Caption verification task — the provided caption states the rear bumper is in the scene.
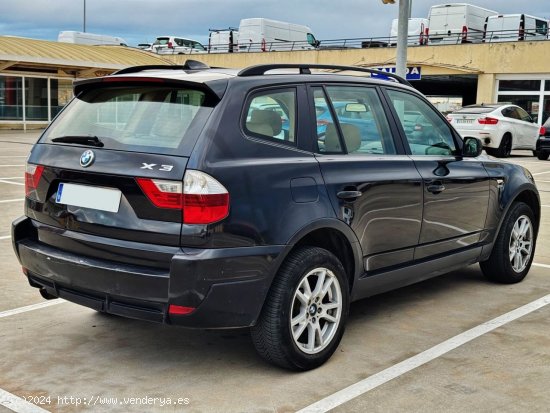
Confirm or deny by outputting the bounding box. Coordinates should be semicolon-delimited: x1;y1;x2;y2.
455;129;498;147
12;217;283;328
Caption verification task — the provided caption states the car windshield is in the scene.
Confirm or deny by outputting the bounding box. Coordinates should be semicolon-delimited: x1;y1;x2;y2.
41;85;215;155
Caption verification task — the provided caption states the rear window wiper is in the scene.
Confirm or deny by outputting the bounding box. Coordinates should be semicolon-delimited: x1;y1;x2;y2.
51;136;104;147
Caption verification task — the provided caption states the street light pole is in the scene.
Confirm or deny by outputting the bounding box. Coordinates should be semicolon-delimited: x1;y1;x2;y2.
395;0;410;79
83;0;86;32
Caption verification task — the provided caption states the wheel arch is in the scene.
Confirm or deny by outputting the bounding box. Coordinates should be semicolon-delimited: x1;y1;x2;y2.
250;219;363;327
480;185;540;261
284;219;363;291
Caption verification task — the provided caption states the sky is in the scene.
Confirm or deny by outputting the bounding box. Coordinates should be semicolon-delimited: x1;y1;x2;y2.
1;0;549;47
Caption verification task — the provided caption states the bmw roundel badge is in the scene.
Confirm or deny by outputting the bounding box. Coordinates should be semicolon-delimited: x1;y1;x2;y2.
80;150;95;168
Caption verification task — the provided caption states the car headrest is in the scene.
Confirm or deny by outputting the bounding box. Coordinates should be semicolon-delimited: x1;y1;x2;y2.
324;123;361;153
249;109;283;136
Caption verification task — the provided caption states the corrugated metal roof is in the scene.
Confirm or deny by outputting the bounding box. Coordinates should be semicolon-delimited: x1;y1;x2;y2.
0;36;174;70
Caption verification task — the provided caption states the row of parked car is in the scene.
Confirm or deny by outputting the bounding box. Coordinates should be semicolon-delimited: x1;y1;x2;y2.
391;3;549;47
135;18;318;55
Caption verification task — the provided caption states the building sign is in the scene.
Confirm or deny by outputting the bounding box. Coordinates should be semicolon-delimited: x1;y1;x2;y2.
372;66;422;81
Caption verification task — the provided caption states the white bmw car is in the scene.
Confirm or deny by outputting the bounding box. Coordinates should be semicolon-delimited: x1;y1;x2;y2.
447;104;540;158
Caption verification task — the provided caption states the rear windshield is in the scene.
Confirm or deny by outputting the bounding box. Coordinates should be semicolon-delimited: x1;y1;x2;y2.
42;85;214;155
453;106;498;114
154;37;170;45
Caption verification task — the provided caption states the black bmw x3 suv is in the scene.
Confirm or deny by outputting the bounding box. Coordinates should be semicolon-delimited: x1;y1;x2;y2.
13;61;540;370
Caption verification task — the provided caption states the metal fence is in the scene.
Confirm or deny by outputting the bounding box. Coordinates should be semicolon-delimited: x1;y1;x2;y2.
200;30;550;54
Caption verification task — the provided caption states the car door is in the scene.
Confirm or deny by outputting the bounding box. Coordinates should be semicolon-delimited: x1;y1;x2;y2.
310;84;423;273
515;106;539;148
383;87;491;260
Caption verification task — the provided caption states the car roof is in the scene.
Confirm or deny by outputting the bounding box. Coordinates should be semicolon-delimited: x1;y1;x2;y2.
74;62;417;100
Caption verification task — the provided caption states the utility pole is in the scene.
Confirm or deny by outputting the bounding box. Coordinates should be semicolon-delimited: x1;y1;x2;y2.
395;0;410;78
381;0;410;79
83;0;86;32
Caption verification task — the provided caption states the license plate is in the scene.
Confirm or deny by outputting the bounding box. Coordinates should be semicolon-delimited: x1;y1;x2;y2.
457;119;474;124
56;183;122;213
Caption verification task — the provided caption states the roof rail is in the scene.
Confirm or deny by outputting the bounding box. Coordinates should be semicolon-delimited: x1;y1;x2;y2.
237;64;411;87
113;60;210;75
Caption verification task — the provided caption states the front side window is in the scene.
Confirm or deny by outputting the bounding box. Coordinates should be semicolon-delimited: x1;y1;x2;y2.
314;85;396;155
387;89;457;156
244;89;296;143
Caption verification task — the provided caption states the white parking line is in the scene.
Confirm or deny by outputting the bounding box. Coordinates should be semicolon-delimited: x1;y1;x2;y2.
0;300;65;319
0;177;24;179
0;388;50;413
541;205;550;208
0;165;25;167
532;171;550;176
298;293;550;413
0;198;24;204
0;156;27;158
533;263;550;269
0;235;11;240
0;180;24;186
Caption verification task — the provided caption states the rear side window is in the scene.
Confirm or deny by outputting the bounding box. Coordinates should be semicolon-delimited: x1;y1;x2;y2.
42;85;214;155
387;89;456;156
244;89;296;143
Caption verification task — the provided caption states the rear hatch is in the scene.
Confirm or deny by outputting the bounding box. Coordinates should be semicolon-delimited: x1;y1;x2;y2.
447;106;498;131
26;78;217;268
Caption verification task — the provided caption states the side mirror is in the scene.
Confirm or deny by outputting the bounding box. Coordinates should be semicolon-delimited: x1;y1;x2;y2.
462;137;483;157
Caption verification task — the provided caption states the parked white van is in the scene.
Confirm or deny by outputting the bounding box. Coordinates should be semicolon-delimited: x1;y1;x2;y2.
428;3;498;45
57;31;127;46
208;28;239;53
485;14;549;43
238;18;319;52
390;18;429;45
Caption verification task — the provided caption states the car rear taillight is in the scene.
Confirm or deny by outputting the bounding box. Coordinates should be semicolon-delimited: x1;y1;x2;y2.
167;41;173;48
136;178;183;209
168;304;196;315
539;126;546;136
317;119;330;127
478;117;499;125
183;170;229;224
136;171;229;225
461;25;468;42
25;163;44;200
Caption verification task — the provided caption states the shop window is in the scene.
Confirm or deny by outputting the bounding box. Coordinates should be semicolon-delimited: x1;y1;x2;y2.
0;76;23;121
25;78;49;121
50;79;73;118
498;80;541;92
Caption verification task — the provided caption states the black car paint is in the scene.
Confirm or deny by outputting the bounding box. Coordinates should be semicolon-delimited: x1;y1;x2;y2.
12;70;540;329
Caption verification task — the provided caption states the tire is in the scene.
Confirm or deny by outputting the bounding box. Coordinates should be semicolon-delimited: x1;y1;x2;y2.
480;202;536;284
537;152;549;161
251;246;350;371
495;133;512;158
532;150;538;157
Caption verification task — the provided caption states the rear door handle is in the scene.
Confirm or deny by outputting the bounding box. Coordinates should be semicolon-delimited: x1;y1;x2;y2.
337;190;363;200
427;183;446;194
